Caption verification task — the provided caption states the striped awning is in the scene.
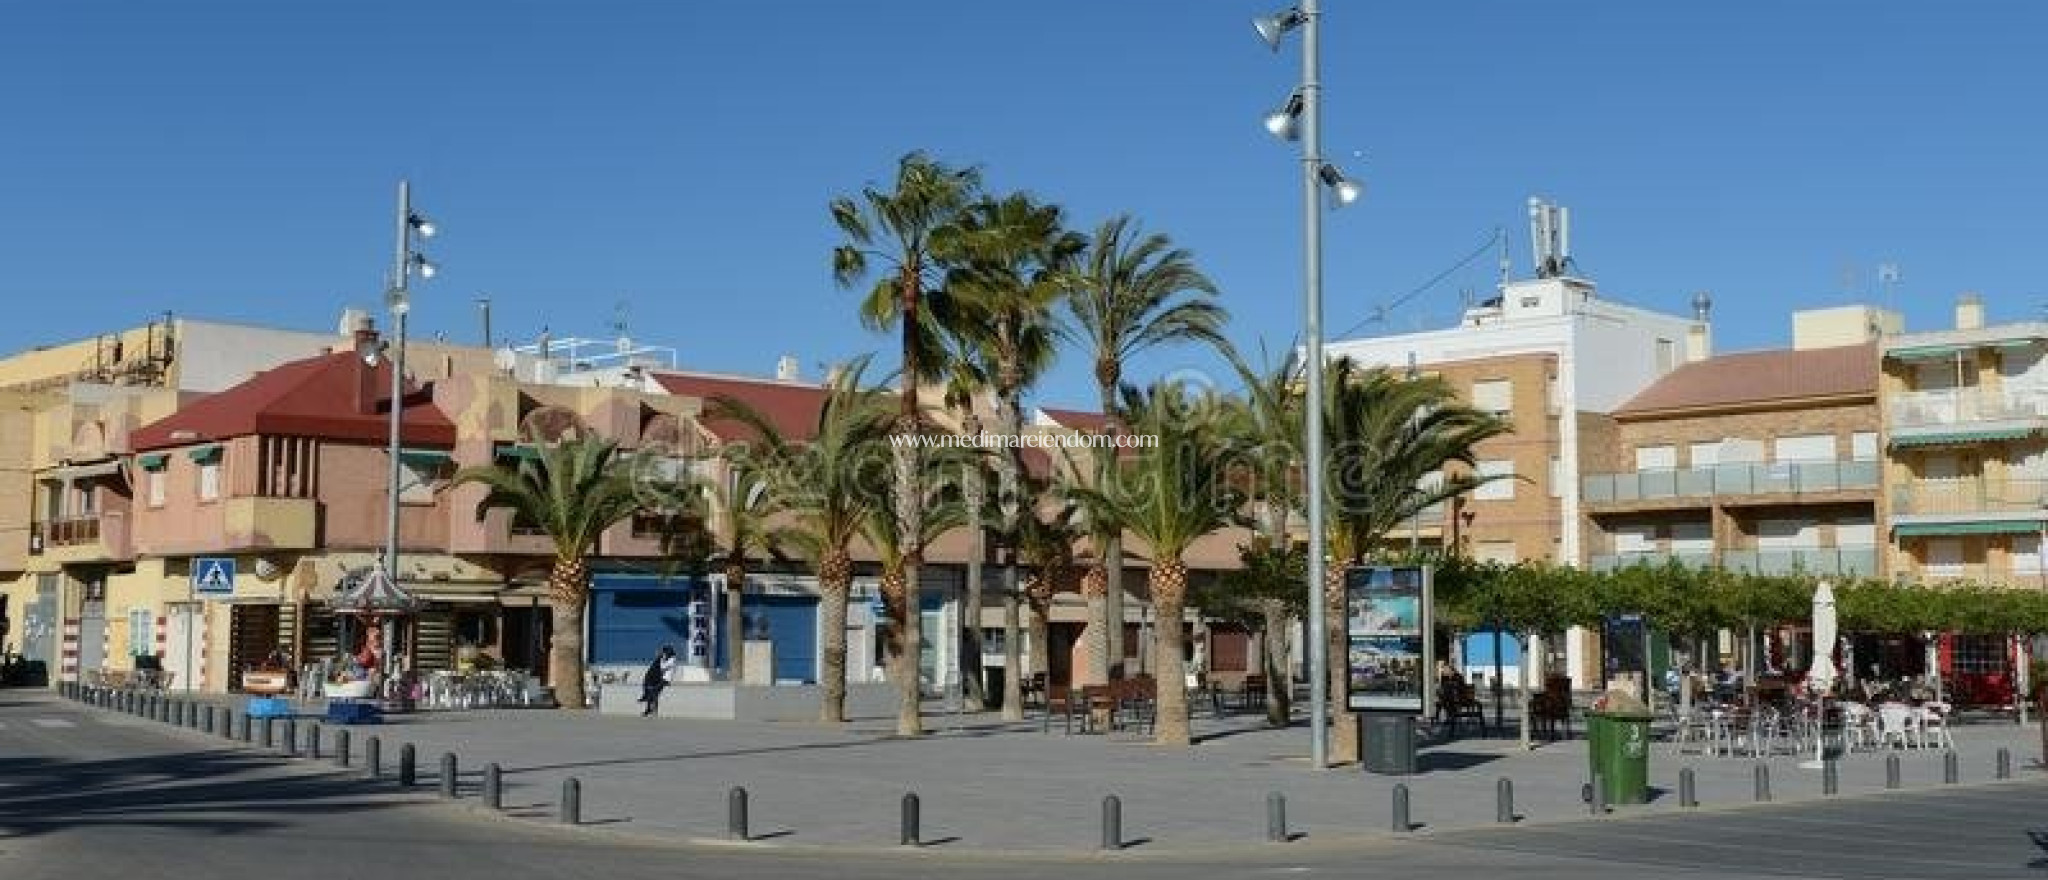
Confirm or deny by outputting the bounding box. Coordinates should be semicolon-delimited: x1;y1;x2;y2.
1891;428;2038;448
1894;520;2046;537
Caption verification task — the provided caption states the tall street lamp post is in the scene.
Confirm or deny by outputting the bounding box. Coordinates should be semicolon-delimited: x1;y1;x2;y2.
383;180;437;670
1254;1;1361;770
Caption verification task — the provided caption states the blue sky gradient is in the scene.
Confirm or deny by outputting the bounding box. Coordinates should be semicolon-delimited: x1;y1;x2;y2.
2;2;2042;407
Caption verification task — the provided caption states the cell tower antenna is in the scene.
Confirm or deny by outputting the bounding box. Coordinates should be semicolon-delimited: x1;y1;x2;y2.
1496;225;1511;287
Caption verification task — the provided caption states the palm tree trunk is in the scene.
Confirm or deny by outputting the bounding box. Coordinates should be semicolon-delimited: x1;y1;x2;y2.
962;464;987;712
818;550;852;723
1079;565;1109;686
1001;565;1024;722
724;558;747;683
548;556;591;710
896;553;924;736
1326;565;1358;763
1098;380;1125;679
1260;597;1292;727
1028;585;1052;682
1151;559;1191;747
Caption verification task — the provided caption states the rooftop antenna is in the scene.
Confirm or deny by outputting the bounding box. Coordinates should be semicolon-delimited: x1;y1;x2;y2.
1527;197;1573;279
612;300;633;355
1877;262;1900;317
1497;225;1511;287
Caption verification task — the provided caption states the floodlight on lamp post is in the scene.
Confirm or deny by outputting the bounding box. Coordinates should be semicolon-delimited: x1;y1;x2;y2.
1253;0;1357;771
381;179;437;678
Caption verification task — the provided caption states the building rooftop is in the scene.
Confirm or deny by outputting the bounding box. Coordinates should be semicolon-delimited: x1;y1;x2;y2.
130;346;455;450
1614;343;1877;417
653;372;829;444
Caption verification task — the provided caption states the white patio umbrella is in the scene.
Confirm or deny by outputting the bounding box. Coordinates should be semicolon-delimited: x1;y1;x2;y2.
1800;580;1837;770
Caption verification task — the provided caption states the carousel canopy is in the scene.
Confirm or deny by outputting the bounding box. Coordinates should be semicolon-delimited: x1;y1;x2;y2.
331;564;425;615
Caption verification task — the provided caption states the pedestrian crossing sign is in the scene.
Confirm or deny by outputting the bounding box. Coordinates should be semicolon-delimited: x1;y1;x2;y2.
194;557;236;597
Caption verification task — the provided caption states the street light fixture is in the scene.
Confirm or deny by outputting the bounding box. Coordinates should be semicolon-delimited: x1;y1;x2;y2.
381;179;437;675
1253;0;1356;770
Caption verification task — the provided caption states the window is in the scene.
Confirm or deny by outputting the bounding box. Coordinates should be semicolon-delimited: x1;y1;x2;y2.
1612;525;1656;554
1656;338;1677;372
1759;519;1821;549
147;471;165;508
1834;518;1877;548
1546;375;1562;414
1772;434;1835;463
1689;442;1722;468
1952;635;2006;674
2013;534;2044;576
1471;379;1513;418
1634;445;1677;472
1851;432;1879;462
1923;538;1965;579
129;607;154;658
198;462;221;501
1474;541;1519;564
1670;521;1713;554
1474;460;1515;500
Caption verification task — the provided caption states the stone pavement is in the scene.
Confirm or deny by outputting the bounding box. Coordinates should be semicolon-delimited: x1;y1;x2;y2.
63;687;2048;853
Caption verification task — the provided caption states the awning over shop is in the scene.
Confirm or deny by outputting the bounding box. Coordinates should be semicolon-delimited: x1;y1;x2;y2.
135;452;169;471
1890;428;2039;448
187;444;224;464
1887;344;1968;361
399;448;455;469
1894;520;2046;537
494;444;541;465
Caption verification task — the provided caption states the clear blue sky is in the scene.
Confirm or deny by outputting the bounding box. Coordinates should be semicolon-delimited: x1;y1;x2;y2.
2;2;2043;408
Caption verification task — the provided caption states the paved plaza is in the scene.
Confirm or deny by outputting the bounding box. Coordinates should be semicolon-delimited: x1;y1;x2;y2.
60;688;2046;854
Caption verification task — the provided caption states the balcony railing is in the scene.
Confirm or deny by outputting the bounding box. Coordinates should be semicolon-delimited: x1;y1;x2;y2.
1889;388;2048;431
1891;478;2048;516
1719;546;1881;577
1581;460;1880;504
1587;550;1715;572
33;515;102;548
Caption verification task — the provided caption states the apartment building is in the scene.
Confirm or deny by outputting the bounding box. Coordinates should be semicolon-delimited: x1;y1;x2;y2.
1581;307;1891;581
1880;295;2048;589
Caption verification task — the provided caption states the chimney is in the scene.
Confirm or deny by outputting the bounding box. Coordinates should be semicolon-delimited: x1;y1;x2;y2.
1956;293;1984;330
1686;291;1712;362
776;355;800;382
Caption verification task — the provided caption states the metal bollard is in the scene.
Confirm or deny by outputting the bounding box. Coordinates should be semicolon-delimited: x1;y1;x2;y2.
1101;795;1123;850
1998;747;2013;780
307;723;322;761
1943;750;1959;784
560;778;581;825
1823;760;1838;796
1679;767;1698;808
1267;791;1288;841
204;706;216;735
1392;784;1412;832
483;763;503;811
238;713;252;743
365;735;382;778
1753;763;1771;802
1590;774;1607;815
399;744;417;786
336;729;352;768
900;792;920;846
260;718;274;749
1496;778;1515;824
283;720;298;757
727;786;749;841
440;753;458;799
1885;752;1901;789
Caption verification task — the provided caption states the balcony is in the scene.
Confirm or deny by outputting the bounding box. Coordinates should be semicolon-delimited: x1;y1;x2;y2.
1588;550;1715;572
1581;461;1880;507
29;513;132;562
1720;546;1881;577
1889;388;2048;438
1890;478;2048;517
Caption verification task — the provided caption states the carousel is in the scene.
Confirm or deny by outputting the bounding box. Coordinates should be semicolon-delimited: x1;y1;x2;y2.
324;563;425;719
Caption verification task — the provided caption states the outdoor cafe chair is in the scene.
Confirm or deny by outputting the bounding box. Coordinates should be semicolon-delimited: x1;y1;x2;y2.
1918;702;1956;750
1837;702;1878;752
1878;703;1919;750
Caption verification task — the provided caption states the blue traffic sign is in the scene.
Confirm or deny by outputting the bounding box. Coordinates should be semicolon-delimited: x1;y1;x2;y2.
193;557;237;597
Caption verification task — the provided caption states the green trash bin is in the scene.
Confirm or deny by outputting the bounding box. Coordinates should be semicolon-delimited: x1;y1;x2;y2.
1586;691;1653;806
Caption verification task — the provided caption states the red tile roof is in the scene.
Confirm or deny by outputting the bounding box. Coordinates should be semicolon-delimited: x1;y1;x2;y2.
130;350;456;450
653;372;829;443
1039;407;1112;433
1615;343;1878;417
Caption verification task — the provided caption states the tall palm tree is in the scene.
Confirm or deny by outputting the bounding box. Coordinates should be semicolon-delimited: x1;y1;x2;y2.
1014;480;1082;713
1073;383;1244;746
456;434;647;711
861;451;968;732
832;153;982;735
705;461;788;683
1319;356;1514;760
944;190;1082;717
1063;214;1226;682
712;361;896;723
939;361;991;712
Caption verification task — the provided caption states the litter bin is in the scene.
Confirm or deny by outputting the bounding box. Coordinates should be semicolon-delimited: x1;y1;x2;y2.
1360;713;1418;775
1586;690;1653;805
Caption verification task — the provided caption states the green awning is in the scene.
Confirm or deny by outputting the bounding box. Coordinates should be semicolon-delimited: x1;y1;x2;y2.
1994;339;2042;350
1894;520;2046;537
186;445;224;464
494;445;540;464
1887;344;1968;360
398;449;453;469
135;453;169;471
1891;428;2038;448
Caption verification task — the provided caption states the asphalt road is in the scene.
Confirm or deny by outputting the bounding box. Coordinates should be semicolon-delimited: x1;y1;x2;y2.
5;692;2046;880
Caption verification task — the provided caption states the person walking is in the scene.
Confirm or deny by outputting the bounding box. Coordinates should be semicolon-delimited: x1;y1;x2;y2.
639;645;678;717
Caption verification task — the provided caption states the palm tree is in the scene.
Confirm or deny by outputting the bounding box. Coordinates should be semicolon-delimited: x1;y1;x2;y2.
711;361;896;723
1318;356;1514;760
861;450;968;730
1224;348;1309;721
456;434;648;711
943;190;1082;717
1062;214;1226;682
1014;480;1082;714
705;461;788;683
1072;383;1243;746
938;361;991;712
832;153;982;736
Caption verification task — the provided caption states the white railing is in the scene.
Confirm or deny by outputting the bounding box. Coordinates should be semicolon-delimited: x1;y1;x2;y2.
1889;388;2048;430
